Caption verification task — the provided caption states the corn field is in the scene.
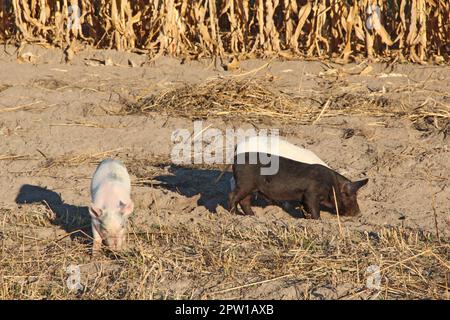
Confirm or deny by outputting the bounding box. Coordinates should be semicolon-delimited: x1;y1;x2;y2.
0;0;448;63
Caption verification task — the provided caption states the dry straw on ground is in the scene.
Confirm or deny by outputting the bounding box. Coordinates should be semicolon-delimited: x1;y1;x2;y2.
0;154;30;161
1;1;448;63
32;148;124;176
0;205;448;299
123;77;450;130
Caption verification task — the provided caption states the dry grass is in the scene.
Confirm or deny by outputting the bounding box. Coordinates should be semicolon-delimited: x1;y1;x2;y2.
0;154;30;161
0;205;448;299
122;77;450;130
2;147;448;299
38;148;124;171
0;100;48;114
124;78;312;122
1;1;448;63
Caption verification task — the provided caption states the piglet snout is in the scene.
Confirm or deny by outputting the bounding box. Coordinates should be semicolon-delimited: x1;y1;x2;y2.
346;205;362;217
104;236;124;251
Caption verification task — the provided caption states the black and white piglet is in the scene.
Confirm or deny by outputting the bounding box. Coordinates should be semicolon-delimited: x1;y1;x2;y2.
229;137;368;219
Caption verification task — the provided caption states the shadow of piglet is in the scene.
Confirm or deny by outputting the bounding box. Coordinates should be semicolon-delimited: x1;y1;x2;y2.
152;165;306;218
15;184;92;243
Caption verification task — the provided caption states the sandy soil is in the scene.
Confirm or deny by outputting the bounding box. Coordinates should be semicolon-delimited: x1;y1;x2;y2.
0;44;448;299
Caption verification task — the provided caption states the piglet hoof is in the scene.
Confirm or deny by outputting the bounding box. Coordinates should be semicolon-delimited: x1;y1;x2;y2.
228;204;239;215
305;213;321;220
241;209;255;216
91;242;102;256
91;249;101;257
229;207;246;216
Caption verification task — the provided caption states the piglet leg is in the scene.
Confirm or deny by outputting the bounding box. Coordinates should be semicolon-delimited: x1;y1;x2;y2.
304;193;321;220
228;191;237;213
228;188;250;215
239;194;255;216
91;224;102;254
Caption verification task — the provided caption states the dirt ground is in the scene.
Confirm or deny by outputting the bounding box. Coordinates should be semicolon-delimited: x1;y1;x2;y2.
0;45;448;299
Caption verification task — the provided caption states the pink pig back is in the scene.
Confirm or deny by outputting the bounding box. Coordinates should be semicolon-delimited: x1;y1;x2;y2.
91;159;131;211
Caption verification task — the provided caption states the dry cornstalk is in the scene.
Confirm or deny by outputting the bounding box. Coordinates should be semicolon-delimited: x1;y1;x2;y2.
0;1;447;62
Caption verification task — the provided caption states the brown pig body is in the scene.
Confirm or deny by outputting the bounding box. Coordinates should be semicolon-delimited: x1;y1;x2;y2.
229;152;368;219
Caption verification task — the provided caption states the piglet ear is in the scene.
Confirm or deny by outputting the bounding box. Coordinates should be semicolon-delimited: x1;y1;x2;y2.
351;178;369;193
342;178;369;195
120;200;134;216
89;205;103;218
